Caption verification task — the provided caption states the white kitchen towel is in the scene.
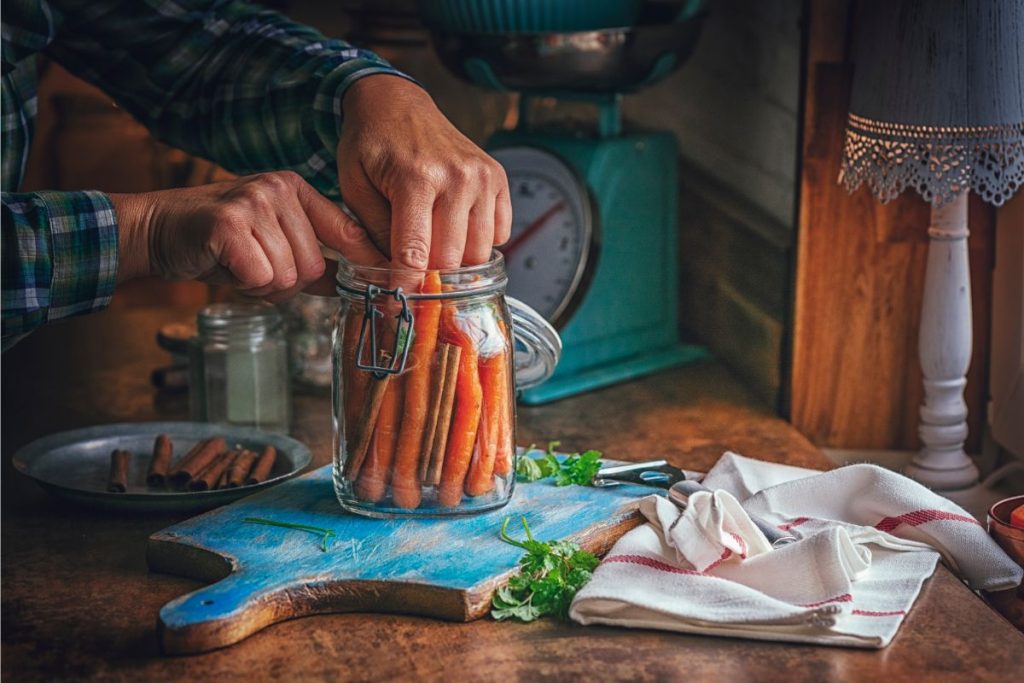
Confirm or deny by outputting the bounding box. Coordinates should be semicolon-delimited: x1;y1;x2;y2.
570;452;1023;648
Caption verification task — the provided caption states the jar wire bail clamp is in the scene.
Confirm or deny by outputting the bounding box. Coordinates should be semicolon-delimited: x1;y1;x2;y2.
353;284;414;378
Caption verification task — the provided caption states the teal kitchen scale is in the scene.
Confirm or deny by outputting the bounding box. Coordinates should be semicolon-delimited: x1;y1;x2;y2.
427;1;708;404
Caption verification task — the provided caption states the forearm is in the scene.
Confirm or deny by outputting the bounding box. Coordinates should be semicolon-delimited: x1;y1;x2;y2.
107;193;153;283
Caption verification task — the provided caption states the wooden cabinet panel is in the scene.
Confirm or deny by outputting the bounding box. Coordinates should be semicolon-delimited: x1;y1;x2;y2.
790;2;994;452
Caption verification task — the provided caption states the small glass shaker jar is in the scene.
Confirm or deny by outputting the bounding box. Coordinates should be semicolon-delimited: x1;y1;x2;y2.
189;302;291;433
280;293;337;392
332;253;560;517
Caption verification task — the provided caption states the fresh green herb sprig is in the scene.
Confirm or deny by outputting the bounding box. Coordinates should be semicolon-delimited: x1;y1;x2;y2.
242;517;336;552
491;516;599;622
515;441;603;486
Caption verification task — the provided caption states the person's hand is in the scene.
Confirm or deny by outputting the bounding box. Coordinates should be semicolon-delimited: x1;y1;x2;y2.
109;172;386;300
337;75;512;269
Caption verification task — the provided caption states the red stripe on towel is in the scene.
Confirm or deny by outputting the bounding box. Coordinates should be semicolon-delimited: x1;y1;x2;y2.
727;531;748;558
703;547;735;572
799;594;853;608
874;509;980;533
779;517;811;531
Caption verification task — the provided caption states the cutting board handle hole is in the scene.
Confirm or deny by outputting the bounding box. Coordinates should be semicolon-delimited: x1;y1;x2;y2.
200;600;214;606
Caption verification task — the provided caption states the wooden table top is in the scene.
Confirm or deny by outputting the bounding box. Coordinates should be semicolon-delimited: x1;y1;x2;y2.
2;307;1020;682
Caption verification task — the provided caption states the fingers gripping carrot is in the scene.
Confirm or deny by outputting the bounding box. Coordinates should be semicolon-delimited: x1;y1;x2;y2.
391;272;442;508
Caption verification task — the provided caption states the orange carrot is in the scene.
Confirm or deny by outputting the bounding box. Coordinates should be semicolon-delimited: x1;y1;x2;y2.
490;321;514;477
436;307;483;507
391;272;443;509
354;374;404;502
466;352;504;496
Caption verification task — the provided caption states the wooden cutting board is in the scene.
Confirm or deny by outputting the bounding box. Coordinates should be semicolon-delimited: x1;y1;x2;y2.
147;464;651;654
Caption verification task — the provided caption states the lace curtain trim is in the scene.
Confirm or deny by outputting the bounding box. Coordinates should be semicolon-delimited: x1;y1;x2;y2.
839;114;1024;207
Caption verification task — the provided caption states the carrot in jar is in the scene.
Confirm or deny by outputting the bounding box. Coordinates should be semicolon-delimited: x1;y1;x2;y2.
436;307;483;507
465;352;506;496
354;374;405;502
390;272;442;509
490;320;514;477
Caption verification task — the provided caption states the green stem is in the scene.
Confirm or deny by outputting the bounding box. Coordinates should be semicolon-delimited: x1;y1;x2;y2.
242;517;336;553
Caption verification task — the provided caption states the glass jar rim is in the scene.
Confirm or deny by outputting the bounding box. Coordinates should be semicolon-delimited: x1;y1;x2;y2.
335;250;507;300
335;250;505;278
197;301;283;336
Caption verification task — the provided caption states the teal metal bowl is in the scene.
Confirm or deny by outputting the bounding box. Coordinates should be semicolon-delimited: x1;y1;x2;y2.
418;0;643;33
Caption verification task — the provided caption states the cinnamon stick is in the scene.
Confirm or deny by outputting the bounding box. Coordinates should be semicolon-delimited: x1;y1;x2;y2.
418;343;452;482
228;448;258;487
216;450;241;489
189;450;234;491
171;437;226;485
108;449;130;493
246;445;278;485
342;374;392;480
146;434;173;486
424;344;462;486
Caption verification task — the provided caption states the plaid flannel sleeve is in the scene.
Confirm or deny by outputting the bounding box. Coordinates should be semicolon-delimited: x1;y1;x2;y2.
46;0;416;200
1;191;118;349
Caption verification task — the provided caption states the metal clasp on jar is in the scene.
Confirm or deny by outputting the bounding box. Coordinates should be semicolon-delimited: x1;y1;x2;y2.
355;285;415;379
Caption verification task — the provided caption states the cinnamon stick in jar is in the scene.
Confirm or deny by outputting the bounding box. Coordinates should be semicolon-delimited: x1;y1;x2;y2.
146;434;173;486
108;449;131;493
418;343;453;483
171;437;227;486
245;445;278;485
423;344;462;486
342;374;392;480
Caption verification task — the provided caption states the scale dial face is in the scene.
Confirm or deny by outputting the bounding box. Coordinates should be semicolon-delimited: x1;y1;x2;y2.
491;147;595;326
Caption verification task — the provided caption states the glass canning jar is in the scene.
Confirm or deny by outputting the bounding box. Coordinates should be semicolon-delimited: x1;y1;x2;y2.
332;253;560;517
189;302;291;433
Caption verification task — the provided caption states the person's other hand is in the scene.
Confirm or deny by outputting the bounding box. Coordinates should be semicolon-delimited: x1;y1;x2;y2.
337;75;512;270
110;172;386;301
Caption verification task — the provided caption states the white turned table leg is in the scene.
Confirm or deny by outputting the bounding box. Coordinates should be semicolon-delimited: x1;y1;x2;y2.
904;192;979;490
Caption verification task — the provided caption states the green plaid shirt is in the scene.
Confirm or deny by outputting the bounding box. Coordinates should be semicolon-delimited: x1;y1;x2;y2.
2;0;410;349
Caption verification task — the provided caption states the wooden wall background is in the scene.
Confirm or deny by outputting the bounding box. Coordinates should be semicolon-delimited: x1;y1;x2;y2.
789;0;996;453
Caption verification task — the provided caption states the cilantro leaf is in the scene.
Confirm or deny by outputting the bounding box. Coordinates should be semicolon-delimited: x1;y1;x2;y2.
491;516;600;623
516;442;603;486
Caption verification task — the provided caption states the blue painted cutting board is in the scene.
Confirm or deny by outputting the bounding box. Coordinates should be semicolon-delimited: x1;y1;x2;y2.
147;463;651;654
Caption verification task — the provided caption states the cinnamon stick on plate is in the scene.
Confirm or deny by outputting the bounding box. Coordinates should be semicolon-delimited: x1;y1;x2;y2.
146;434;173;486
424;344;462;486
108;450;131;493
170;437;226;486
189;451;234;491
246;445;278;485
216;451;241;489
227;448;258;487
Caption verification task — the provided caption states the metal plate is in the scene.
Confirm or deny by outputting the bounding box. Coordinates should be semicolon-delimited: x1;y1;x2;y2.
12;422;312;513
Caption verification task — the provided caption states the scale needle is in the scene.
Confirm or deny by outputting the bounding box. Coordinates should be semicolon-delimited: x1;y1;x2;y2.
500;200;566;257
